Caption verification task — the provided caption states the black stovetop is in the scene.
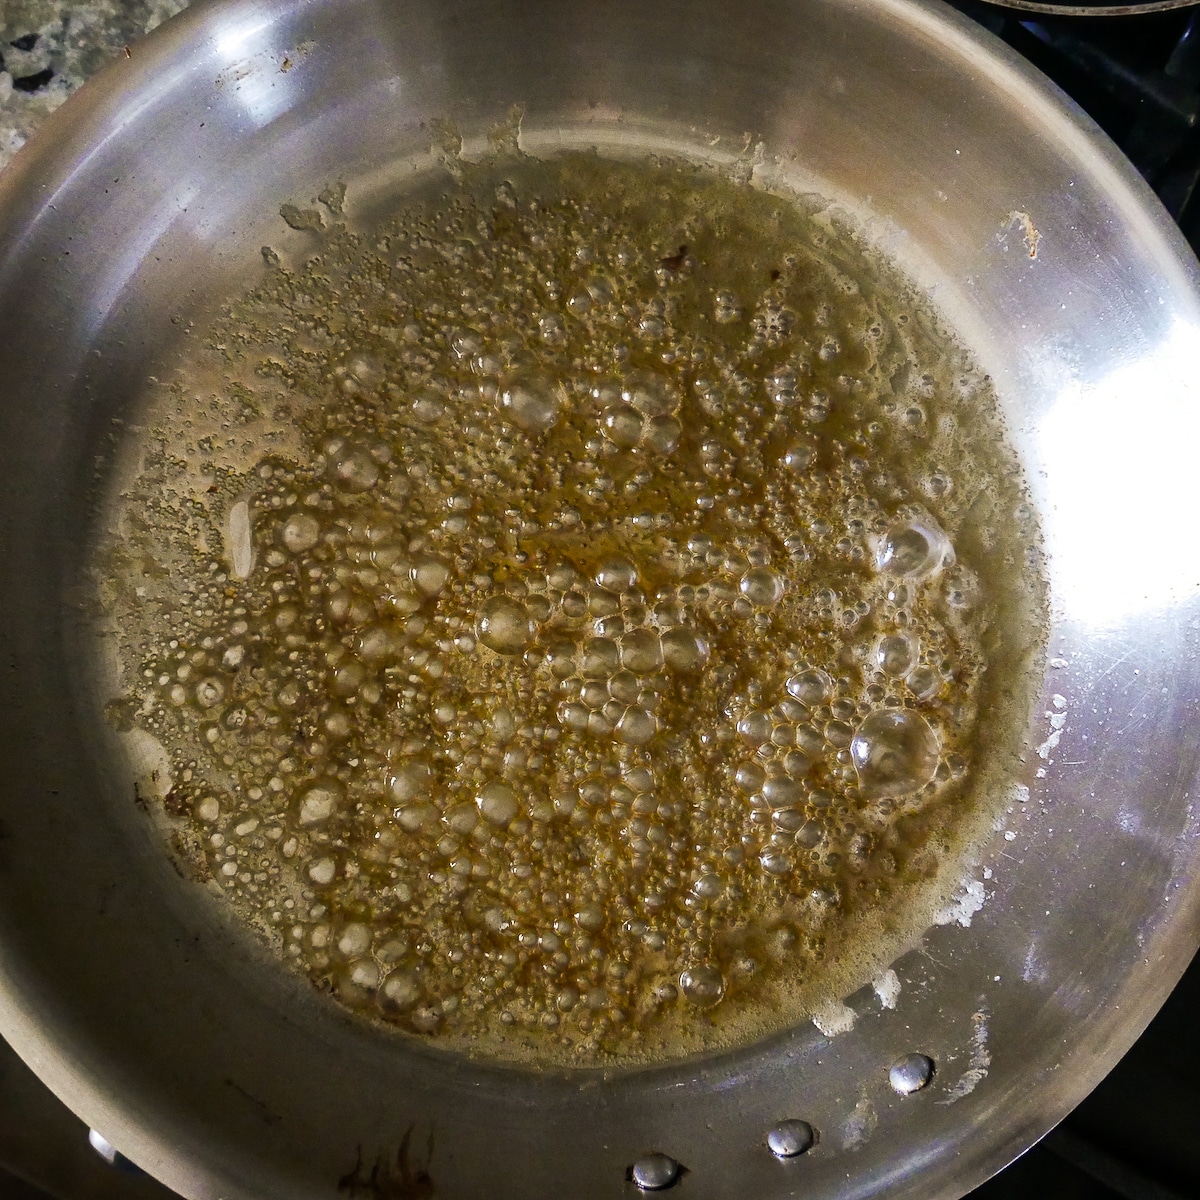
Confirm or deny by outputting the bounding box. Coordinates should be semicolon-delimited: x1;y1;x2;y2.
3;4;1199;1198
954;0;1200;245
970;954;1200;1200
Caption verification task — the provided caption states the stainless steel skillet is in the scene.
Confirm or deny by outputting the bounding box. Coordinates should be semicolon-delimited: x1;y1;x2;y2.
0;0;1198;1196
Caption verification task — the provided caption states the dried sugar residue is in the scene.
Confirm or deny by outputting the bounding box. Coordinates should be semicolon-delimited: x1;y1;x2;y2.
842;1096;877;1150
1036;696;1068;761
941;1006;992;1103
933;874;986;928
1004;210;1041;260
871;968;901;1010
812;999;857;1037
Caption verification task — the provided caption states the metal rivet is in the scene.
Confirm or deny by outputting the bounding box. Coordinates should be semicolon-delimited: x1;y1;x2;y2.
889;1053;935;1095
88;1130;118;1165
766;1119;816;1157
88;1130;144;1176
630;1152;682;1190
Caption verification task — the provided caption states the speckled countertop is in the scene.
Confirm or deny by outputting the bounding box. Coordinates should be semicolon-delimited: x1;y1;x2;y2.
0;0;190;170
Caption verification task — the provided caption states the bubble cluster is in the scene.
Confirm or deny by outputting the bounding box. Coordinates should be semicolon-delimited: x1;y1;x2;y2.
93;152;1044;1068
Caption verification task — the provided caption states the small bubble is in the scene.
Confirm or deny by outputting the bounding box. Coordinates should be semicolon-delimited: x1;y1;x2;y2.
444;801;478;835
537;312;565;346
587;275;615;305
331;660;366;698
824;720;854;749
795;820;823;848
785;669;831;707
411;555;451;596
622;371;678;416
357;624;399;663
379;968;422;1012
476;781;520;826
410;390;446;423
308;856;336;885
737;711;772;745
623;766;655;793
596;557;638;593
581;637;620;678
735;761;766;793
740;567;784;607
906;664;943;700
501;379;561;434
762;775;804;808
876;515;951;579
602;405;643;448
877;634;917;677
396;803;438;833
297;780;344;825
389;757;433;803
759;850;792;875
195;678;225;709
338;923;371;957
772;807;805;833
281;511;321;553
582;589;617;620
575;903;605;931
643;414;682;455
783;749;810;777
620;628;663;672
782;440;816;472
615;706;658;746
547;563;577;591
679;964;724;1007
661;627;709;672
544;790;577;823
490;706;517;743
328;446;380;493
557;701;590;732
608;670;641;704
692;873;724;899
476;596;535;655
544;638;577;678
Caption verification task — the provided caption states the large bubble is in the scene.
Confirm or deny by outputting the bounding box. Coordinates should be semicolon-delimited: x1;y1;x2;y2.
475;597;535;655
876;515;952;579
850;710;940;798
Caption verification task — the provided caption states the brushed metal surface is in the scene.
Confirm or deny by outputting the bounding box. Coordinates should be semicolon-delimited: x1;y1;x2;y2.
0;0;1197;1198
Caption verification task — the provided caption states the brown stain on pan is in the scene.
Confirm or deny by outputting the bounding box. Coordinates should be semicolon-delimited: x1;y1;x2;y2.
339;1126;436;1199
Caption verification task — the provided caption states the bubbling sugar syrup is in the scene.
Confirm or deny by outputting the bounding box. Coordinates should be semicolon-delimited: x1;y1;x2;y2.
90;150;1046;1068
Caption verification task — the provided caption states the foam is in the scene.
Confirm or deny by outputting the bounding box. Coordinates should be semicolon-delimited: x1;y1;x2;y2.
88;151;1047;1069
